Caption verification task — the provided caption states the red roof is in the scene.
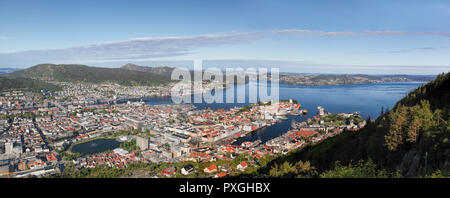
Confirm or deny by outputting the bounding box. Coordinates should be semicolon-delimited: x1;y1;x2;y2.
46;153;57;161
288;130;318;138
207;164;218;171
216;172;227;178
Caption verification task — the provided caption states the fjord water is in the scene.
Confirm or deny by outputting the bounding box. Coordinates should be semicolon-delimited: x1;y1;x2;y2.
148;81;424;119
145;81;424;144
276;81;424;119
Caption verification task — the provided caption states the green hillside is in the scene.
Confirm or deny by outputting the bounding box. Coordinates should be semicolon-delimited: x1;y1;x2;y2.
120;63;175;78
253;72;450;178
120;63;249;85
8;64;172;86
0;76;61;92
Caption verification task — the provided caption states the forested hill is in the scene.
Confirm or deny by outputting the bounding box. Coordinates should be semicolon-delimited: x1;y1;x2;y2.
7;64;172;86
120;63;249;85
255;72;450;178
0;76;61;92
120;63;174;78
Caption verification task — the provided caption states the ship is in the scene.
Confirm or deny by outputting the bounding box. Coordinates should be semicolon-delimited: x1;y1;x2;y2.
241;140;262;148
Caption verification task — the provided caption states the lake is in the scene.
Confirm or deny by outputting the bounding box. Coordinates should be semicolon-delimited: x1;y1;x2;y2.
71;138;121;155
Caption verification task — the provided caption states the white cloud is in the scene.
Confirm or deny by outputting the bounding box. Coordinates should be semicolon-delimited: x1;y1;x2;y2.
1;29;449;67
0;31;264;63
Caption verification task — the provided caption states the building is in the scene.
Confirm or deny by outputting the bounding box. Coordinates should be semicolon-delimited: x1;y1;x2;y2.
136;136;149;150
162;167;176;177
4;142;12;155
113;148;129;155
4;142;21;158
181;164;194;175
203;164;218;174
317;106;325;116
214;172;227;178
237;161;248;171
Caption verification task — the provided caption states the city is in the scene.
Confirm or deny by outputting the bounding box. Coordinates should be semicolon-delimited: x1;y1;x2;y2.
0;0;448;196
0;80;368;178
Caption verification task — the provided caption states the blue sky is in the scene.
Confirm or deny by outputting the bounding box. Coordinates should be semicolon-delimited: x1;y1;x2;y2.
0;0;449;74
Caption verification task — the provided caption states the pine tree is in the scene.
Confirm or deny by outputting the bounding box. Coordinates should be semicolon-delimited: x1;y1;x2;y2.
406;105;421;143
385;105;407;151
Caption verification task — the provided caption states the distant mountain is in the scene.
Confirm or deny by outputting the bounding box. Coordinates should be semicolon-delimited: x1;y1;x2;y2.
0;67;22;74
280;74;436;85
0;76;61;92
7;64;172;86
120;63;174;78
374;74;437;82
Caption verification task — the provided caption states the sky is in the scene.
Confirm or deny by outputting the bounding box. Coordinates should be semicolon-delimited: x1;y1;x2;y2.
0;0;449;74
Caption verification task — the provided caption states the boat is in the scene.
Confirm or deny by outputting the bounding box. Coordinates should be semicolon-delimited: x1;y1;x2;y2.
302;109;308;116
291;120;297;128
277;115;288;120
253;139;262;147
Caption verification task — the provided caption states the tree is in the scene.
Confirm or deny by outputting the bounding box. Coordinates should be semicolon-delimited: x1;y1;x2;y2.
385;105;407;151
405;105;421;143
163;143;170;150
269;162;296;177
320;160;390;178
416;100;435;133
406;117;421;143
145;129;151;137
120;139;137;152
